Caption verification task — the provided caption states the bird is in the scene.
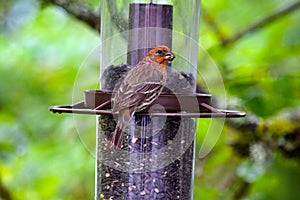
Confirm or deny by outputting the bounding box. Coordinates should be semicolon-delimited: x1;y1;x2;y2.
111;46;175;148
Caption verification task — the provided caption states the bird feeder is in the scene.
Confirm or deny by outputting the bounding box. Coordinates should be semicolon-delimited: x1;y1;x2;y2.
50;0;245;199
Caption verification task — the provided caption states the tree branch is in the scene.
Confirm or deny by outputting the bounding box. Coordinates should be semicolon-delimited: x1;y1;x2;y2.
222;1;300;46
44;0;100;32
0;173;12;200
227;107;300;160
44;0;300;47
232;180;250;200
201;6;227;43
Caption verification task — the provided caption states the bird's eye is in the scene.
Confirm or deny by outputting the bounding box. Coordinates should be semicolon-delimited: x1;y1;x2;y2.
156;50;163;54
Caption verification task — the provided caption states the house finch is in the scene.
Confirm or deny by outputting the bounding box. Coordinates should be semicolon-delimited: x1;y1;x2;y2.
111;46;175;148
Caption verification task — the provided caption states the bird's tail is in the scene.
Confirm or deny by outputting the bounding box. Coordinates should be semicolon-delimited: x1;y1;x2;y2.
111;120;124;148
111;109;131;149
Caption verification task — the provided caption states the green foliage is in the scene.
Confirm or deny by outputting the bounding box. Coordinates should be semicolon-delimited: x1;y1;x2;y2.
248;154;300;200
0;2;99;199
219;11;300;117
0;0;300;199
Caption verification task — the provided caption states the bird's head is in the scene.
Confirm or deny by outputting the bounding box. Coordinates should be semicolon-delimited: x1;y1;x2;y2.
145;46;175;65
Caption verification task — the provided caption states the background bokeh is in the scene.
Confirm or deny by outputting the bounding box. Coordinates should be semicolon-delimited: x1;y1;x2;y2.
0;0;300;199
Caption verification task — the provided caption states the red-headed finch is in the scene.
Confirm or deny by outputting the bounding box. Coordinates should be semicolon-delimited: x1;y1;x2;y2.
111;46;175;148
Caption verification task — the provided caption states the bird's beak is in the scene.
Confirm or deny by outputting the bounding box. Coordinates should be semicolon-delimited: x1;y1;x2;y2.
164;52;175;61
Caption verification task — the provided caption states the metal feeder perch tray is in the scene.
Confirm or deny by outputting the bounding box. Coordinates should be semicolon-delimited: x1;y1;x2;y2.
49;90;246;118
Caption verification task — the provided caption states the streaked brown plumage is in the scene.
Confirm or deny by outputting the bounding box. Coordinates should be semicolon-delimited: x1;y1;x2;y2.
111;46;175;148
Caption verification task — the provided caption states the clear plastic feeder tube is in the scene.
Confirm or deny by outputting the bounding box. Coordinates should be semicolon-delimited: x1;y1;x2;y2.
97;0;201;199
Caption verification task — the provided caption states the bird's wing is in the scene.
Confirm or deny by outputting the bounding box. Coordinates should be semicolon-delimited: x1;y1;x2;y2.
112;81;163;112
112;63;165;113
135;81;164;94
